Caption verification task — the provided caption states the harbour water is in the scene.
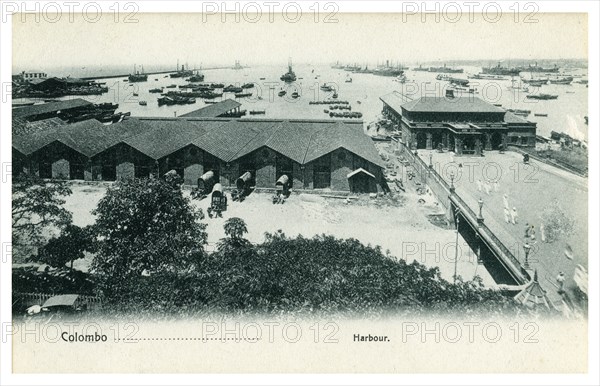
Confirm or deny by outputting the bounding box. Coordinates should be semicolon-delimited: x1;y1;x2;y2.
17;64;588;141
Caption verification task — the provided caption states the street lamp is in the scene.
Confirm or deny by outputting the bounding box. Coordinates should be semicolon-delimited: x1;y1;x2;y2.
449;171;455;193
523;242;532;270
477;198;484;224
453;207;460;284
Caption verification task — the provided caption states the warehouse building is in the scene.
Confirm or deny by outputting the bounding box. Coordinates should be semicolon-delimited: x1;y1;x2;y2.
13;117;385;193
380;92;537;155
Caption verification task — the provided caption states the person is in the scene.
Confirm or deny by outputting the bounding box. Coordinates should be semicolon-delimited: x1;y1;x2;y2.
510;207;518;224
529;225;536;241
503;194;509;210
540;223;546;242
524;223;530;238
484;180;491;195
504;208;511;223
477;179;483;192
556;272;566;294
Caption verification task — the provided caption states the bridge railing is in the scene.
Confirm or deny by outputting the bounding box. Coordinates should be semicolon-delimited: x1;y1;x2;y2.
398;143;526;284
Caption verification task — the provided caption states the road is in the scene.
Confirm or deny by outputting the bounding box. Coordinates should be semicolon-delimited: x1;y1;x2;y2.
419;150;588;303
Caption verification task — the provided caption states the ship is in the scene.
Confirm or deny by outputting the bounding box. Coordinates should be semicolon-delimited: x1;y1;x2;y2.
481;62;521;76
526;93;558;100
185;70;205;82
233;60;244;70
372;60;406;77
413;64;429;71
352;65;372;74
330;61;345;69
128;65;148;82
280;58;297;82
518;62;559;73
427;64;464;73
170;62;194;78
468;73;507;80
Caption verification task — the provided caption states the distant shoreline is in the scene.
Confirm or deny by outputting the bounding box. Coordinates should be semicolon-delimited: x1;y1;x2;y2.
81;66;247;80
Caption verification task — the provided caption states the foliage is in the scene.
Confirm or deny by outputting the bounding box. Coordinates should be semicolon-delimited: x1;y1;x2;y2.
540;199;575;243
12;266;96;296
90;177;207;298
101;227;521;317
217;217;252;251
39;225;97;269
12;174;73;261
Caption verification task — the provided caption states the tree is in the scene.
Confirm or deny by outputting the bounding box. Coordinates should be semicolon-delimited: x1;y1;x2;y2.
39;224;96;270
218;217;251;251
91;177;207;295
12;174;72;261
540;199;575;243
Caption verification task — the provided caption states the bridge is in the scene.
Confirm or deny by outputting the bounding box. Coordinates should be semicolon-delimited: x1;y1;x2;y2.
395;140;531;287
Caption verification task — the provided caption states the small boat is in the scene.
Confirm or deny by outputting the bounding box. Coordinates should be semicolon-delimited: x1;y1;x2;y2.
345;77;352;83
241;83;254;89
122;79;128;82
356;100;361;104
235;92;252;98
165;84;177;88
278;90;286;97
139;101;147;106
332;93;338;99
566;91;575;94
155;78;158;81
259;77;266;80
149;88;162;93
534;113;547;117
324;109;329;113
249;110;266;115
224;85;243;93
320;84;334;92
133;93;139;96
291;91;299;98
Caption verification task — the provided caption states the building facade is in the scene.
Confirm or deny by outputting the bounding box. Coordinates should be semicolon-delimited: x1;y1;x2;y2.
13;117;386;194
380;92;537;155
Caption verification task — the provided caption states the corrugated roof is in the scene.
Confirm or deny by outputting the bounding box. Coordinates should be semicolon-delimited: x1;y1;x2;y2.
13;116;385;169
504;111;532;124
304;122;385;167
180;99;242;118
124;119;227;159
400;96;506;114
12;98;92;119
380;92;412;114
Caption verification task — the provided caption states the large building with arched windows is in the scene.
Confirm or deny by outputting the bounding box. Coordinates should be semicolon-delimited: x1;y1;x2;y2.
380;92;537;155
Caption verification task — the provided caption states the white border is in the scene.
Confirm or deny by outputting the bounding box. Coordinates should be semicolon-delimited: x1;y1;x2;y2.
1;1;598;385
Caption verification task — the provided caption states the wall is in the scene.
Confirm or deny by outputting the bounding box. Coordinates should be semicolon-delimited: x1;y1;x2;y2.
330;148;353;191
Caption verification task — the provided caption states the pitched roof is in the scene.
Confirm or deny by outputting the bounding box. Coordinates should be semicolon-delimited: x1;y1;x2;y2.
380;92;412;114
304;122;384;167
124;119;227;159
400;96;506;114
13;116;385;169
12;99;92;119
180;99;242;118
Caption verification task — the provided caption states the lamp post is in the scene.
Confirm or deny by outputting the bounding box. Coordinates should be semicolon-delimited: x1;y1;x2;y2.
477;198;484;225
523;242;531;270
453;207;460;284
449;171;455;193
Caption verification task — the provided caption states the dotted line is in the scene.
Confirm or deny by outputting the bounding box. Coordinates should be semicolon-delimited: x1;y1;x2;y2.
116;337;260;342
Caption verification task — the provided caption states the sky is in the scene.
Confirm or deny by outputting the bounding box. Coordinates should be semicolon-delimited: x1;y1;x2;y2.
12;12;588;70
